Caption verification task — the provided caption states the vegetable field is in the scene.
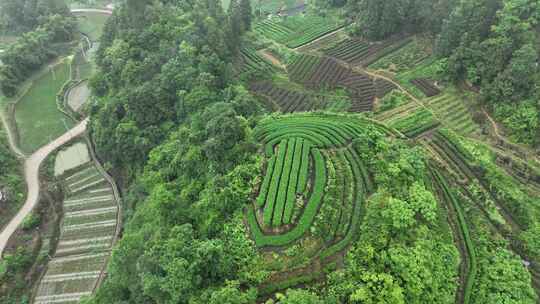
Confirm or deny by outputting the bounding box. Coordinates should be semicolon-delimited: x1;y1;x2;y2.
239;47;275;74
14;60;75;153
369;37;432;73
34;155;118;304
287;54;376;112
250;81;329;112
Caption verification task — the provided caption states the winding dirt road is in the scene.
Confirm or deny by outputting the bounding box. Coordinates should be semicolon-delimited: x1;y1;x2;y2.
0;119;89;256
0;7;114;258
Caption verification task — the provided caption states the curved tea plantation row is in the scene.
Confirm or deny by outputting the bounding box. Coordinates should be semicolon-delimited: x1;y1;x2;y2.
248;114;390;255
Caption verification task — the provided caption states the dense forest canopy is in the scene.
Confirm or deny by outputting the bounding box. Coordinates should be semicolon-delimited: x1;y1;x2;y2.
0;0;75;96
0;0;70;33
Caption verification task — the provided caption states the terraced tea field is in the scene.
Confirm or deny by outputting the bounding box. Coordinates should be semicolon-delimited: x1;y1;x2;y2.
369;37;432;73
324;36;413;67
34;152;119;304
239;47;276;74
248;114;391;253
287;54;377;112
250;81;329;112
425;93;477;135
254;15;343;48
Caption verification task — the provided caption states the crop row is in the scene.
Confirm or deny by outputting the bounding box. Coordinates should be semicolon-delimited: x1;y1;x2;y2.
261;139;288;227
250;81;325;113
369;38;431;73
332;150;355;238
260;121;364;149
248;148;327;246
272;138;297;226
283;139;307;224
426;94;476;135
254;20;293;42
255;16;343;49
288;54;322;82
390;109;440;138
287;55;376;112
321;148;369;259
255;114;394;146
324;36;412;67
431;167;477;304
240;47;274;74
432;131;533;229
375;101;421;122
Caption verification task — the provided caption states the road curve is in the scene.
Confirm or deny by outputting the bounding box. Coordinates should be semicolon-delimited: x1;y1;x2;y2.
0;119;89;256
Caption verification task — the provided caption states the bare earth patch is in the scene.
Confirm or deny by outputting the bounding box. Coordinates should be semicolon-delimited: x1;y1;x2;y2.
67;81;91;112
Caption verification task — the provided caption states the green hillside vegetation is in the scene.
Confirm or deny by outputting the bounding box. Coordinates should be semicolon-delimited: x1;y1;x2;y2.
80;0;540;302
2;0;540;303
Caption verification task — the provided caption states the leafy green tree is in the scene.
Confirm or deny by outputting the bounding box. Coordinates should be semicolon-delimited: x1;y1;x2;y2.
208;281;257;304
239;0;252;31
275;290;324;304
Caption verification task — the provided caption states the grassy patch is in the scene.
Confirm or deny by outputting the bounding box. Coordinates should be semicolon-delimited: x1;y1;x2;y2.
370;37;432;73
76;12;110;42
14;60;75;153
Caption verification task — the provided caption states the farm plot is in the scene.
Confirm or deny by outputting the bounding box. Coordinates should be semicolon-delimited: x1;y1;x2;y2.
258;0;305;15
248;114;391;250
375;78;397;99
430;167;477;304
287;54;376;112
250;81;327;112
410;78;441;97
254;15;343;49
295;28;347;53
246;113;406;295
425;92;478;135
14;60;75;153
324;36;412;67
369;37;432;73
34;151;118;304
239;47;275;75
389;108;440;138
